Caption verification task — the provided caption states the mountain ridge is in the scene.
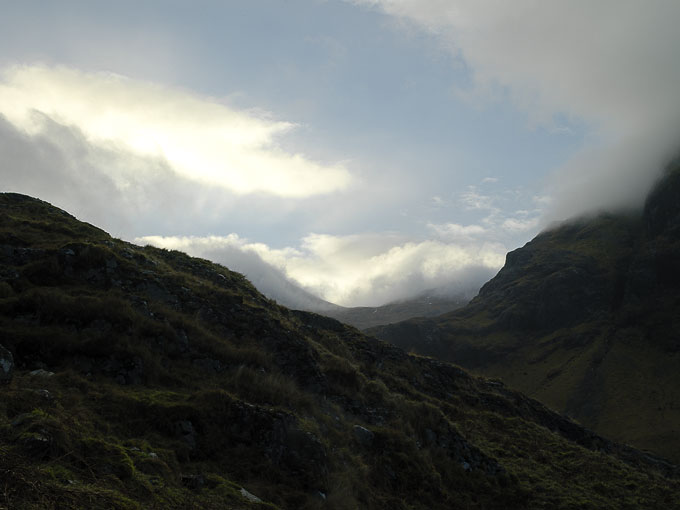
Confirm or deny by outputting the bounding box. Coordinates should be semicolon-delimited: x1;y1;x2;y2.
1;191;679;509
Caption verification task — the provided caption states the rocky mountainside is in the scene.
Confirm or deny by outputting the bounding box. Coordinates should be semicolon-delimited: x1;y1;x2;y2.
1;192;679;509
370;164;680;463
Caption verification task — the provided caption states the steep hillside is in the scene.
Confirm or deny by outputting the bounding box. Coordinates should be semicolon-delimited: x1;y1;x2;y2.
370;164;680;463
1;192;679;509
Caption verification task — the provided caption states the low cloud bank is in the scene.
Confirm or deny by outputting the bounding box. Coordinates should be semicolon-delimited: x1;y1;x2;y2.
136;234;339;311
138;233;504;307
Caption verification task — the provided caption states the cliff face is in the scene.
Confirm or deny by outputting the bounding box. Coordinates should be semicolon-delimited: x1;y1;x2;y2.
1;192;679;509
370;164;680;463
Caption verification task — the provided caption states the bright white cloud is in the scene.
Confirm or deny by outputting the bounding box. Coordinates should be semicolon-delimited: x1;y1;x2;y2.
253;232;506;306
0;64;352;197
139;232;505;307
353;0;680;219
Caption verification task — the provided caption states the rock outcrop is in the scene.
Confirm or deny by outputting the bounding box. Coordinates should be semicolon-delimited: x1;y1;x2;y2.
0;343;14;383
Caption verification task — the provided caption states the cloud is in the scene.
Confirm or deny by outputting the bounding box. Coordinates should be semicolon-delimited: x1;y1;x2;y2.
140;232;505;307
0;79;511;309
354;1;680;132
543;132;680;222
136;234;341;311
253;232;507;307
0;64;352;198
427;222;486;240
459;187;499;212
432;184;544;241
352;0;680;219
1;110;525;309
0;113;244;239
501;217;540;233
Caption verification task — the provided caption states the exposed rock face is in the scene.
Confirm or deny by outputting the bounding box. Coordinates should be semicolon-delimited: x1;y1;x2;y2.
633;166;680;294
0;344;14;383
482;246;613;331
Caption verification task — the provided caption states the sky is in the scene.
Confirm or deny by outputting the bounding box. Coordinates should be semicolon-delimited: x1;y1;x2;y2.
2;1;680;307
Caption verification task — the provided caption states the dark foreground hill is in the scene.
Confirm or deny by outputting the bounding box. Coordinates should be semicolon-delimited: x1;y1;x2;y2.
370;164;680;464
0;192;679;509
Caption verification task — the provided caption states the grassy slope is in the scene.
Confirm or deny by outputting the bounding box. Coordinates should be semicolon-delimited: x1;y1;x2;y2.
0;193;679;509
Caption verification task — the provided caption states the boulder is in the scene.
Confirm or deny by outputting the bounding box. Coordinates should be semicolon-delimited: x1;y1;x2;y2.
174;420;197;449
29;369;55;377
239;487;262;503
0;344;14;383
23;431;52;459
